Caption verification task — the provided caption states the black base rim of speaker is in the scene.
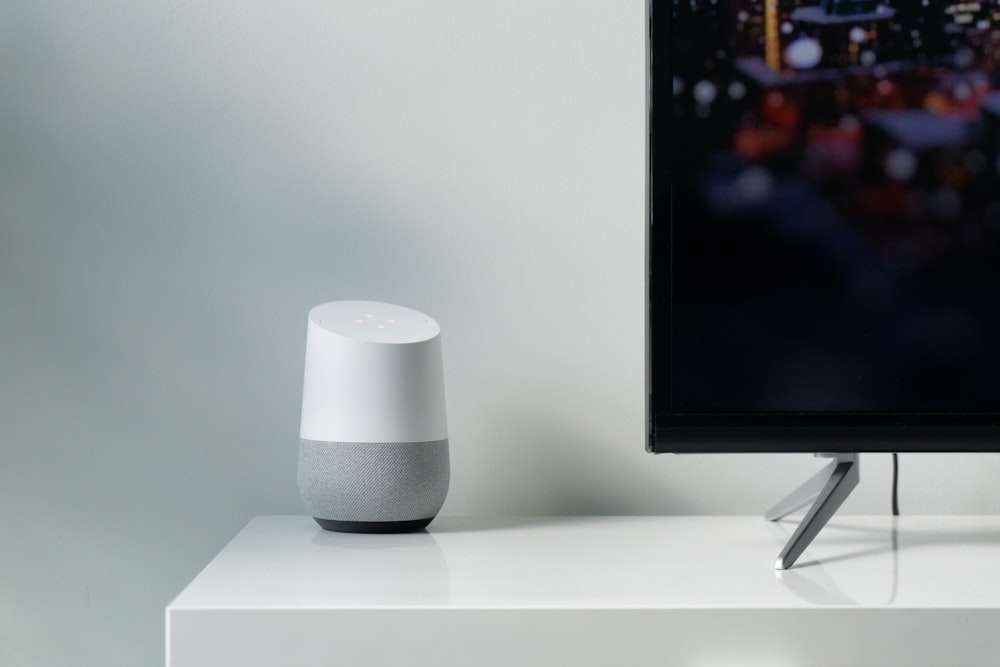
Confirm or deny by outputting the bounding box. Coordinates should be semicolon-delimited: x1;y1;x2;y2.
313;517;434;533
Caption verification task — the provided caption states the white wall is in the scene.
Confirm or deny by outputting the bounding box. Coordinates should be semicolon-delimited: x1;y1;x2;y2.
1;2;999;666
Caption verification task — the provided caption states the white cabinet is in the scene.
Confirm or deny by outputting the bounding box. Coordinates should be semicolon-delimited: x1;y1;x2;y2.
167;515;1000;666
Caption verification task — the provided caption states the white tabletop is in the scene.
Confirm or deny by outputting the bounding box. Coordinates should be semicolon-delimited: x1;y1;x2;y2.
167;515;1000;666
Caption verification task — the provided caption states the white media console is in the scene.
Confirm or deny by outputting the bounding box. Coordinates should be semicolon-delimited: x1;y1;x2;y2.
167;515;1000;666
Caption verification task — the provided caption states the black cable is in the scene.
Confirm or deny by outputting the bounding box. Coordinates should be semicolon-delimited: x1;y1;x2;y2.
891;453;899;516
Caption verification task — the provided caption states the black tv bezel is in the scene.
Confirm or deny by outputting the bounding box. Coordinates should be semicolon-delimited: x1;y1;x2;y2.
646;2;1000;454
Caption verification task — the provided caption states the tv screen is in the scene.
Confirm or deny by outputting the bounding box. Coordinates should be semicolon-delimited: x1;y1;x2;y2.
649;0;1000;452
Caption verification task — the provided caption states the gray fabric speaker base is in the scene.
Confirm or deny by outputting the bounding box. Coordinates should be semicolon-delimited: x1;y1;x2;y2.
313;517;433;533
298;438;449;525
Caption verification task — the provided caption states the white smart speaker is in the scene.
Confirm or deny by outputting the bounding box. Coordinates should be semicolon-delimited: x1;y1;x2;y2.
298;300;449;533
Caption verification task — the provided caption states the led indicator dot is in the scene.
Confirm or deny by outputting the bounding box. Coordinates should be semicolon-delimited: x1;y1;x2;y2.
354;319;364;324
365;313;375;319
386;319;396;324
376;324;385;329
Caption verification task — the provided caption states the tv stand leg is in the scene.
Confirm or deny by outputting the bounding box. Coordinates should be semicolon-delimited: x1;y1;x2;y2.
765;453;859;570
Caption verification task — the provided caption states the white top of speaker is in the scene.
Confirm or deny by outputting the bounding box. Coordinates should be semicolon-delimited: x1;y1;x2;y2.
300;301;447;444
308;301;440;345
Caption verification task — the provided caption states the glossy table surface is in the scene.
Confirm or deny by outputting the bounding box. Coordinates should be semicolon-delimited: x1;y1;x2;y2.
167;515;1000;666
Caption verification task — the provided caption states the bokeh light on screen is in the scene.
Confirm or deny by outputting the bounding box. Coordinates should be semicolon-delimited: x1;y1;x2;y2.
667;0;1000;412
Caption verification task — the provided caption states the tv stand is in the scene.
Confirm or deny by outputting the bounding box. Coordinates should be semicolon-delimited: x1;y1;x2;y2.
766;453;859;570
169;515;1000;666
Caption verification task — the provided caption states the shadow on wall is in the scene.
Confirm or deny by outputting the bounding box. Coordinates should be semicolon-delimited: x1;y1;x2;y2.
470;410;701;516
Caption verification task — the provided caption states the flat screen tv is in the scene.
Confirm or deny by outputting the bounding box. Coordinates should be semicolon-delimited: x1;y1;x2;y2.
648;0;1000;567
